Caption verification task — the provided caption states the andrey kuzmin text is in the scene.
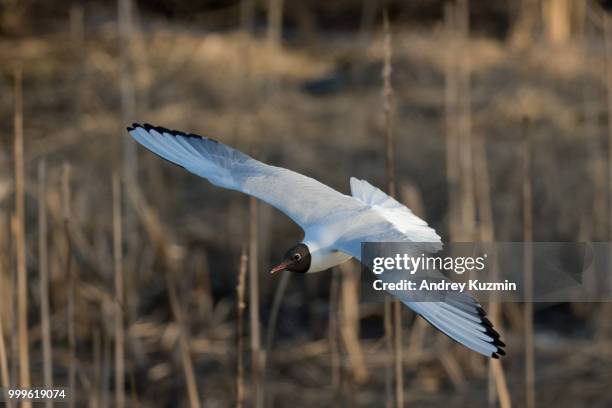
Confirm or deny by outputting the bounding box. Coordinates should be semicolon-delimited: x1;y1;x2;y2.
372;279;517;292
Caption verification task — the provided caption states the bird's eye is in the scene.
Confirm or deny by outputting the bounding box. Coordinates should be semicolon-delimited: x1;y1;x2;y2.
292;253;301;261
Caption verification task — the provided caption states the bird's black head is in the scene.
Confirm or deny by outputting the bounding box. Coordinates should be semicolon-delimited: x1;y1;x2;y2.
270;243;311;274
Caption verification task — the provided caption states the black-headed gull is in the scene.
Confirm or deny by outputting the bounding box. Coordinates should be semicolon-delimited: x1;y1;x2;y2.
127;123;506;358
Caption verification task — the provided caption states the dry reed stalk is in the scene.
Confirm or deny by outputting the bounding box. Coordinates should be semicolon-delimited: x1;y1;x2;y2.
574;0;587;41
13;66;31;407
456;0;476;241
487;302;503;398
382;99;393;406
166;261;201;408
601;13;612;341
472;134;511;408
471;135;494;383
606;15;612;241
62;163;76;408
248;197;263;408
0;315;10;408
572;13;598;319
264;272;291;354
444;2;461;240
236;249;248;408
383;87;393;408
118;0;141;327
382;11;403;408
69;2;85;119
0;212;8;329
339;263;367;383
521;119;535;408
235;0;254;144
258;0;284;390
118;0;137;187
392;300;402;407
328;268;341;402
443;11;477;374
0;218;12;408
38;160;53;408
8;214;17;390
406;313;427;363
101;310;111;408
382;11;395;200
454;0;485;378
581;17;607;242
542;0;572;44
131;5;152;112
92;328;101;408
112;172;125;408
382;142;393;393
237;3;262;403
440;7;472;380
490;360;512;408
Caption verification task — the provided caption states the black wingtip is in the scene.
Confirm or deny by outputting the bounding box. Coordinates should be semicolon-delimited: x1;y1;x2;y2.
128;122;215;143
478;305;506;358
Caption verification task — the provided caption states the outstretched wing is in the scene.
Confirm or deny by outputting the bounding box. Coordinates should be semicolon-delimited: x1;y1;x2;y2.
127;123;361;228
335;179;505;358
338;241;505;358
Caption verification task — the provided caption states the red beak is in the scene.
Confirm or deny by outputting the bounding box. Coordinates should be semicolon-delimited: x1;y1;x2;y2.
270;260;292;274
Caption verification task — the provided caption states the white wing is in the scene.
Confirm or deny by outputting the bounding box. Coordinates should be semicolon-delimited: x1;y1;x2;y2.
331;178;443;255
335;179;506;358
127;123;362;228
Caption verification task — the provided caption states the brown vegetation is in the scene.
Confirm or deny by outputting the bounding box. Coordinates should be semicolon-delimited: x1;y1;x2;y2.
0;1;611;407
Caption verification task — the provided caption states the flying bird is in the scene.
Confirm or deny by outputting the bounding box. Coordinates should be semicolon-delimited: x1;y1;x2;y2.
127;123;506;358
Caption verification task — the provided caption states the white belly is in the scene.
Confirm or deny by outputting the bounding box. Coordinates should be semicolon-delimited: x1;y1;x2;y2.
307;247;352;273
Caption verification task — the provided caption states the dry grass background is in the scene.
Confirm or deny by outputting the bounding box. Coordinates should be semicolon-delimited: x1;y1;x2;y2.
0;1;612;407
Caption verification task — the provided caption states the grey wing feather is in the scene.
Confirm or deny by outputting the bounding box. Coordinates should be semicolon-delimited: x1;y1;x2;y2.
127;123;358;228
336;242;506;358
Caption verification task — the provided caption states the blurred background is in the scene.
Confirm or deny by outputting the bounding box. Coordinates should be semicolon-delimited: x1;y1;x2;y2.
1;0;612;407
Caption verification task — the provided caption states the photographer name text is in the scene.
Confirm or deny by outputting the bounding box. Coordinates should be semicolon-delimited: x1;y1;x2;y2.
372;279;517;292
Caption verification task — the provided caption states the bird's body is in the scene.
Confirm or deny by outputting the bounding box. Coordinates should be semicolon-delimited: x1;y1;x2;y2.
301;179;441;272
127;123;506;358
301;240;352;273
